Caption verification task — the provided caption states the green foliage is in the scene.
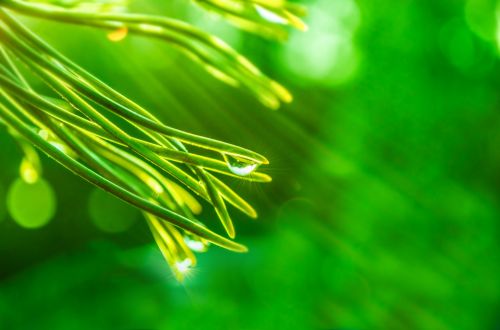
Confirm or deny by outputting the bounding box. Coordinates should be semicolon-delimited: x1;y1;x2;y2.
1;0;498;329
0;0;305;280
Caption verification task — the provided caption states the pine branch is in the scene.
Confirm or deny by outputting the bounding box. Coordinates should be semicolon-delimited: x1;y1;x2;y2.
0;0;305;281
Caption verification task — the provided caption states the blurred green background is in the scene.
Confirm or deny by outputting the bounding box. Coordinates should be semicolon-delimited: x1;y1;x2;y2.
1;0;500;329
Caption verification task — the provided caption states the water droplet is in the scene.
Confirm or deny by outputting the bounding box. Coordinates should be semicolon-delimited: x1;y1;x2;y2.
107;26;128;42
19;157;39;184
223;154;259;176
174;258;192;274
254;5;288;25
184;235;209;253
38;129;73;155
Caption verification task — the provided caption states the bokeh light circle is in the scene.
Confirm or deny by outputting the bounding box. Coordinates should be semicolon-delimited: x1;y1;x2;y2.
88;188;139;233
281;0;361;85
6;178;56;229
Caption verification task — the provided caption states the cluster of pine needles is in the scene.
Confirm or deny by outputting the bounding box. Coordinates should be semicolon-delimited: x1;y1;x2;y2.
0;0;306;281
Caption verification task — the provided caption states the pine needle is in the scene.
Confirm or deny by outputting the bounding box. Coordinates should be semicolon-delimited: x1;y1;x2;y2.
0;0;305;281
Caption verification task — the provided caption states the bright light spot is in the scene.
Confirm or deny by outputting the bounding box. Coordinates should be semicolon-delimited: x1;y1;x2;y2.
227;162;257;176
223;154;259;176
7;178;56;229
88;188;139;233
281;0;361;85
175;258;192;274
254;5;288;25
184;236;208;252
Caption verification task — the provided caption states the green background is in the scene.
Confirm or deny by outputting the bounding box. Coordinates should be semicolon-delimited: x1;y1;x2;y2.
1;0;499;329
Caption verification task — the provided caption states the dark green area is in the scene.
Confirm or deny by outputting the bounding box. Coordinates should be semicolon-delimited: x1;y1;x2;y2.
0;0;499;329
